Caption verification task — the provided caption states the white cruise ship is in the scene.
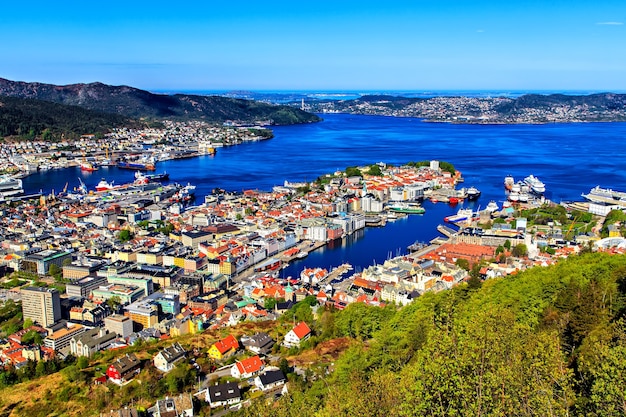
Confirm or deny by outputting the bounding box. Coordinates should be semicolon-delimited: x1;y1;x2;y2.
524;175;546;194
582;186;626;204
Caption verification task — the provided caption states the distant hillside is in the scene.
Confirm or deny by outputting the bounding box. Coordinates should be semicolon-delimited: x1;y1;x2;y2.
0;96;140;140
307;92;626;123
0;78;321;125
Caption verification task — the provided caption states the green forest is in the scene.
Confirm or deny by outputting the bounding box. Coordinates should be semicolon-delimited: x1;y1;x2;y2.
238;252;626;417
0;96;139;140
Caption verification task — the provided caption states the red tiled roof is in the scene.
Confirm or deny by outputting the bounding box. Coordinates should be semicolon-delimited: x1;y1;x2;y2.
292;322;311;339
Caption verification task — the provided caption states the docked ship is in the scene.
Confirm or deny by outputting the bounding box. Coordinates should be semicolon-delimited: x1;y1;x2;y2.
95;179;116;192
134;171;169;184
466;186;481;201
444;208;475;223
0;175;24;197
524;175;545;194
118;161;156;171
485;200;499;213
80;161;98;172
388;202;426;214
504;175;514;190
582;186;626;204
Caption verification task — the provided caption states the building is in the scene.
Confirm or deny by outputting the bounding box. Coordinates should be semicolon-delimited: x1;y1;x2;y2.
44;323;85;351
21;287;61;327
240;332;275;355
283;322;312;348
104;314;134;338
231;355;264;379
208;334;239;360
153;342;186;373
106;354;141;385
148;393;194;417
69;327;116;357
19;249;71;275
124;301;159;330
254;369;287;391
65;275;107;299
91;284;145;305
206;381;241;408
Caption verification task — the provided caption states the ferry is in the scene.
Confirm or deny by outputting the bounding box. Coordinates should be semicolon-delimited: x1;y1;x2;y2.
524;175;545;194
388;202;426;214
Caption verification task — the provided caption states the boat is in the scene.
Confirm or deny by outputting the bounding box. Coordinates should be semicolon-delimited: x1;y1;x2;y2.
511;181;522;193
388;202;426;214
134;171;169;184
95;179;116;192
581;186;626;205
504;175;514;190
518;192;529;203
466;186;481;200
444;208;475;223
80;161;98;172
449;197;459;205
118;161;156;171
508;191;520;202
0;175;24;197
524;175;545;194
485;200;499;213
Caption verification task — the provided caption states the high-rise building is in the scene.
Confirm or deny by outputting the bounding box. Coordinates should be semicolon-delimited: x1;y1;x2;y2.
21;287;61;327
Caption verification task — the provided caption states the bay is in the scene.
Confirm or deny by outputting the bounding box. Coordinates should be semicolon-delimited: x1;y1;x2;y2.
22;114;626;277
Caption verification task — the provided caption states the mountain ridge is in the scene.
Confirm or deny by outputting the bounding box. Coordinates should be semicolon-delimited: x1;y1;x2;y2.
0;78;321;125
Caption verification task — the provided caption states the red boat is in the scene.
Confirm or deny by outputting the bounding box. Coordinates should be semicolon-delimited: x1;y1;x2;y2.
80;161;98;172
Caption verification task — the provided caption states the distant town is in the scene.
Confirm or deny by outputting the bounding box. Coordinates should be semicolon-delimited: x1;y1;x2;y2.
303;93;626;124
1;122;626;415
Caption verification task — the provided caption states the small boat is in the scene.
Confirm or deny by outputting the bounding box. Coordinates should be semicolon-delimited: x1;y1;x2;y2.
449;197;459;205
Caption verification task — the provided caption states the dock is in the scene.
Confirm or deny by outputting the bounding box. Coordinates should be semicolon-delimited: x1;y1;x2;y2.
437;224;457;238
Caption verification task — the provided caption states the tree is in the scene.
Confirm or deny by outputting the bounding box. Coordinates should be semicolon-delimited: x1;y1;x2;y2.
264;297;277;311
48;263;62;281
77;356;89;369
118;229;133;242
106;296;122;311
21;330;43;346
366;164;383;176
345;166;362;178
503;239;512;250
511;243;528;258
22;318;34;330
455;258;470;271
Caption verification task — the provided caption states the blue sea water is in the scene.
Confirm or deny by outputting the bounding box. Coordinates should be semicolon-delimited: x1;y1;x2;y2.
22;114;626;277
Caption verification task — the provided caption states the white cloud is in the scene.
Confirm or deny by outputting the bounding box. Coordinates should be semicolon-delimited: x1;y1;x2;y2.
596;21;623;25
476;29;485;33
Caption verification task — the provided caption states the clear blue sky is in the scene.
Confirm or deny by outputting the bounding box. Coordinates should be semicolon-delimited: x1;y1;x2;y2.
1;1;625;91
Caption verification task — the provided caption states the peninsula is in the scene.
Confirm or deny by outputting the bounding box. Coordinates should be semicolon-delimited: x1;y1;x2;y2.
304;93;626;124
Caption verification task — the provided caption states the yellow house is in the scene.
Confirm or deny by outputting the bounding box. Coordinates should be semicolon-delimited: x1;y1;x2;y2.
208;334;239;360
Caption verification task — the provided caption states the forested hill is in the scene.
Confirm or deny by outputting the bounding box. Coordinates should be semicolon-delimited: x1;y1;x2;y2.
0;78;321;125
0;96;141;140
238;252;626;416
307;92;626;123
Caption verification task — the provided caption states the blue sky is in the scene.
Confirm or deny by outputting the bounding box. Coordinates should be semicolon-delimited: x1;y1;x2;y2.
1;1;625;91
